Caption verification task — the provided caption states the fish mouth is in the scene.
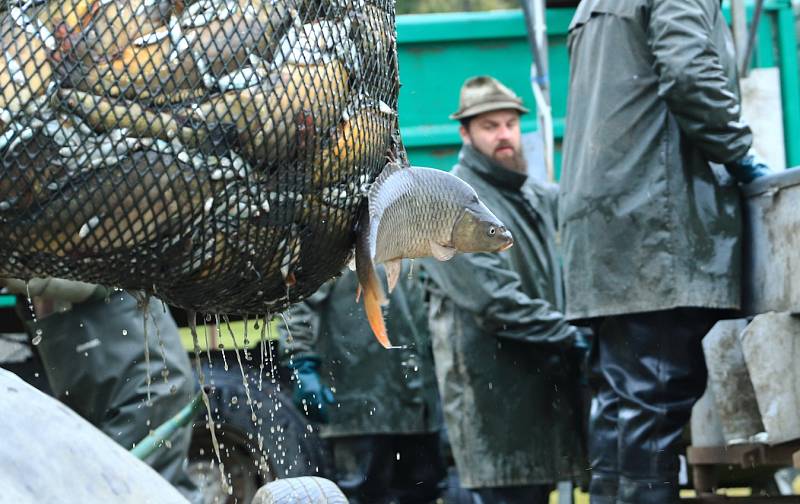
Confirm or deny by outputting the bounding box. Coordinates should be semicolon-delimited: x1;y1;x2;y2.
497;230;514;251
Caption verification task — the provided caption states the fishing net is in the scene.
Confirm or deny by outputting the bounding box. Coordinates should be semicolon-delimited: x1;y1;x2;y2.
0;0;399;313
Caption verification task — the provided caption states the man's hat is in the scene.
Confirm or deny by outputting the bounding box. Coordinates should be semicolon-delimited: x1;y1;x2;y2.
449;75;529;121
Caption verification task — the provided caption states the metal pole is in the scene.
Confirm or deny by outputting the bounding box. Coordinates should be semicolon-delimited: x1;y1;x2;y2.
740;0;765;77
520;0;554;181
776;3;800;167
130;390;205;460
731;0;748;57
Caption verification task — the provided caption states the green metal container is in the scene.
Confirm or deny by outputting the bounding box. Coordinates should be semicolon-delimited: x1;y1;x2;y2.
396;1;800;176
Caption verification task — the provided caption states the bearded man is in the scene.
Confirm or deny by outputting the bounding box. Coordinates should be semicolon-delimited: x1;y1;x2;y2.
420;75;587;504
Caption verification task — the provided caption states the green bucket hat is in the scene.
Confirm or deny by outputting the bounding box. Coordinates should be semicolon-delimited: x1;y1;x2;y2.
449;75;529;121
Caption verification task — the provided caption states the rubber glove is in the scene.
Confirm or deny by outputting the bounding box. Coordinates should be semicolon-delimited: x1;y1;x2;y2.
725;153;772;184
571;327;592;386
289;357;335;424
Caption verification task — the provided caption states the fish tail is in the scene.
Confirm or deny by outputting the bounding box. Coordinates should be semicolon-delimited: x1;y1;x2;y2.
363;281;391;349
355;204;391;348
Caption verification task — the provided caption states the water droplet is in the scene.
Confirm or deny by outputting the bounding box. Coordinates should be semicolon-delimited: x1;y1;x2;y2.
396;452;400;461
231;396;238;405
122;329;128;336
31;329;43;346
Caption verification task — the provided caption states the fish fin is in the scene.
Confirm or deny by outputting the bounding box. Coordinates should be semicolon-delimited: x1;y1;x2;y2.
363;282;391;349
356;204;391;348
373;161;404;188
385;259;402;294
368;161;405;217
347;254;357;272
355;283;362;303
429;240;457;261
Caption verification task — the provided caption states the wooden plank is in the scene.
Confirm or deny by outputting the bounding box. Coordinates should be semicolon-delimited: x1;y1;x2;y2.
687;442;800;468
792;449;800;469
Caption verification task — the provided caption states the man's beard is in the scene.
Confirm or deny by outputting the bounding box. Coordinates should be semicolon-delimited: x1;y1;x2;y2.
491;142;527;173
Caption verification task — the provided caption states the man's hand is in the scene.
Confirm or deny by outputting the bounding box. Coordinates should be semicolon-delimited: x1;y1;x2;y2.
725;152;772;184
2;277;98;302
289;357;335;424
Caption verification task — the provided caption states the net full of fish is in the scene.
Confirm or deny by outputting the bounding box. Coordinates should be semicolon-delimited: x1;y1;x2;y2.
0;0;399;314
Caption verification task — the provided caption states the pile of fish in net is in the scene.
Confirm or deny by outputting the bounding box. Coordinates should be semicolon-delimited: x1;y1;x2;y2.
0;0;400;313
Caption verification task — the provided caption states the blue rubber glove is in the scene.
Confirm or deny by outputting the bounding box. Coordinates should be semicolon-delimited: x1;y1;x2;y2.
725;153;772;184
289;357;335;424
572;328;591;360
571;327;592;386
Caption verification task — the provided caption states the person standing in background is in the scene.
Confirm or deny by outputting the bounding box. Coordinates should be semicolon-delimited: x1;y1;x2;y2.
561;1;771;502
422;75;587;504
279;264;445;504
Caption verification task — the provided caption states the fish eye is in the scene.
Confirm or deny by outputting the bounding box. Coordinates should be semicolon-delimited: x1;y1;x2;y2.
488;226;496;236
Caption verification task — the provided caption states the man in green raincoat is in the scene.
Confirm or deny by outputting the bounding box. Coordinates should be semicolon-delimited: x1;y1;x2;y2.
6;278;201;502
278;265;445;504
560;1;771;502
421;76;586;504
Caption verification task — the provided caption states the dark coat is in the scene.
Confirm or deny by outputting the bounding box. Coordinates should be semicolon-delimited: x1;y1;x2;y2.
560;0;752;319
422;145;585;488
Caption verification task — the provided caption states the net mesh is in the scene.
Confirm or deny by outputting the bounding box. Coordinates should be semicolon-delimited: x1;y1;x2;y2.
0;0;399;313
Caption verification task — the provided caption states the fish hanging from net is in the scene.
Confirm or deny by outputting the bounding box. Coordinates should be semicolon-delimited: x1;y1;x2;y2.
0;0;400;314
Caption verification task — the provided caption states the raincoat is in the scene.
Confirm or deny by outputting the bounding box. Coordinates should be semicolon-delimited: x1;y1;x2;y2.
23;290;199;500
422;144;585;489
560;0;752;320
278;265;440;438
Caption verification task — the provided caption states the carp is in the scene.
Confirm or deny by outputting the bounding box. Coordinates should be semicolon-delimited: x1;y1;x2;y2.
356;163;513;348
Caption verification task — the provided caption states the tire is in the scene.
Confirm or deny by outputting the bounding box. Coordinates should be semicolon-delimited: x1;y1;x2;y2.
252;477;347;504
187;352;329;504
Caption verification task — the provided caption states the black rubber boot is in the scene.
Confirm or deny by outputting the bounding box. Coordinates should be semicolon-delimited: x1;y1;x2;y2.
331;435;394;504
617;475;680;504
588;472;618;504
593;309;720;504
587;328;620;504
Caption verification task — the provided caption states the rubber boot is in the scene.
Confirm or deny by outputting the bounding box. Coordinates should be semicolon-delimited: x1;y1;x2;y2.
596;309;718;504
617;475;679;504
587;331;620;504
589;472;618;504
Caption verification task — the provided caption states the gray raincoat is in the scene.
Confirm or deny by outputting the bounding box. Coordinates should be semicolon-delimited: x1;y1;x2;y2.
422;145;585;489
560;0;752;320
24;291;199;500
278;265;440;438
